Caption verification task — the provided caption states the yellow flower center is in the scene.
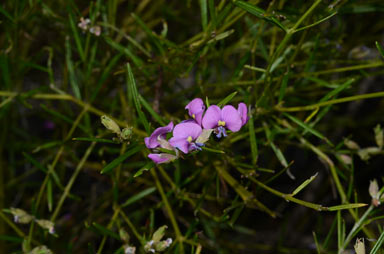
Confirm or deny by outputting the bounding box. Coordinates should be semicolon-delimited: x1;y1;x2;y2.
192;114;196;119
218;120;226;126
187;136;193;143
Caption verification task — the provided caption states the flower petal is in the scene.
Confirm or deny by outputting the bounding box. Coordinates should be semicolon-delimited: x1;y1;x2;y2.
148;153;177;164
144;122;174;149
237;103;248;126
172;122;202;140
202;105;221;129
169;137;190;154
221;105;242;132
185;98;206;125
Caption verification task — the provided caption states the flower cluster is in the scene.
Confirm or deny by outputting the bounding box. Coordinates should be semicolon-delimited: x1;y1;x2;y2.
144;98;248;164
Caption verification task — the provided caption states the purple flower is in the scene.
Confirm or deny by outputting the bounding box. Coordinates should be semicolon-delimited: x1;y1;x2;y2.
185;98;205;126
144;122;174;149
237;103;249;126
148;153;177;164
202;104;247;138
169;122;203;154
145;122;176;164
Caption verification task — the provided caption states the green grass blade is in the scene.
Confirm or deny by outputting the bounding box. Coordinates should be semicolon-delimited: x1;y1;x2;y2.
90;53;122;103
139;95;166;126
291;172;318;196
47;178;53;212
105;38;148;76
319;78;355;103
65;37;81;99
126;63;150;134
370;230;384;254
375;41;384;58
329;203;367;211
248;114;258;165
101;144;144;174
283;113;333;146
68;12;85;61
121;187;156;207
92;222;120;240
217;91;237;107
199;0;208;31
134;161;155;178
233;1;287;32
72;137;117;144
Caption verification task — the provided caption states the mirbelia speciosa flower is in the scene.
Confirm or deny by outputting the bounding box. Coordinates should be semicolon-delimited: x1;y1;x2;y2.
144;122;178;164
202;103;248;138
185;98;205;126
169;121;204;153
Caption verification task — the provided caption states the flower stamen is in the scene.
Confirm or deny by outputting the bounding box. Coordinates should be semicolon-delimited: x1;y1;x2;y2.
218;120;226;126
187;136;193;143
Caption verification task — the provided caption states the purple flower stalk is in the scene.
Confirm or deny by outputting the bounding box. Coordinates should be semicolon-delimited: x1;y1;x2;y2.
185;98;205;125
202;103;248;138
169;122;203;154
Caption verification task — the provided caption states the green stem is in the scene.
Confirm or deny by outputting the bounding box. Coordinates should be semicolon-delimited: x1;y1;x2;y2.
259;0;322;106
276;91;384;112
50;141;96;222
96;207;119;254
119;209;145;245
0;91;146;136
339;205;374;254
151;168;184;254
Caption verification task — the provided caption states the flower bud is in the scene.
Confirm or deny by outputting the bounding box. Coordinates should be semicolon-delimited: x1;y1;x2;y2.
152;225;167;242
10;208;34;224
101;115;121;134
35;219;55;234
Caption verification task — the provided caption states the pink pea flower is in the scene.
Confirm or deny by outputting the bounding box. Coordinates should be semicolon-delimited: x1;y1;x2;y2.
169;122;203;154
185;98;205;126
202;103;248;138
144;122;174;149
144;122;177;164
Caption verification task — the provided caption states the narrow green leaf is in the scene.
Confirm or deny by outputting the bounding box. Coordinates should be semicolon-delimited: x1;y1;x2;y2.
22;152;63;189
319;78;355;103
291;172;318;196
47;178;53;212
92;222;120;240
68;13;85;61
126;63;150;134
207;29;234;44
134;161;155;178
278;72;290;102
105;38;148;76
0;6;15;23
208;0;217;29
101;144;143;174
40;104;89;134
370;229;384;254
234;1;287;32
0;235;23;243
248;115;258;165
131;13;165;56
72;137;117;144
217;92;238;107
121;187;157;207
284;113;332;146
200;0;208;30
65;37;81;99
376;41;384;58
89;52;122;103
139;95;166;126
329;203;367;211
202;146;225;154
